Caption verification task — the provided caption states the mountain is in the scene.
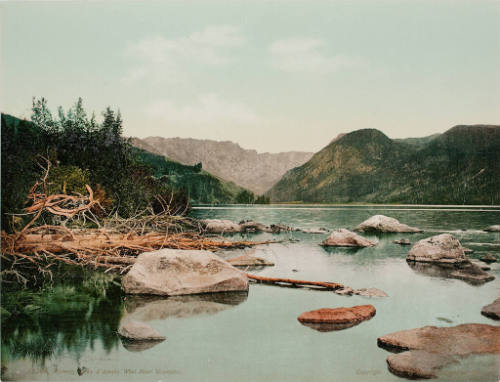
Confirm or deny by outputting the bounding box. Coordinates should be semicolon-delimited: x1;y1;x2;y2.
394;133;441;148
267;125;500;204
132;146;249;204
137;137;313;195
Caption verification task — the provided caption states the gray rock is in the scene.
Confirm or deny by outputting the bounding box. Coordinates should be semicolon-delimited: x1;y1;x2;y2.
335;287;354;296
201;219;241;233
355;215;422;233
321;229;377;247
239;221;272;233
480;253;498;263
353;288;388;297
484;225;500;232
393;238;411;245
301;228;330;234
270;223;296;233
463;247;474;254
481;298;500;320
122;249;248;296
227;254;274;267
406;234;469;264
118;320;166;341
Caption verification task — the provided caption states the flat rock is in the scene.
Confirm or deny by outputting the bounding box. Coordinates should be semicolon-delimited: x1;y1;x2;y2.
394;238;411;245
481;298;500;320
484;225;500;232
353;288;388;297
463;247;474;254
386;350;457;379
480;253;498;263
122;249;248;296
202;219;241;233
227;254;274;267
321;229;377;247
118;320;166;341
301;228;330;234
355;215;422;233
378;323;500;378
270;223;296;233
377;323;500;355
406;234;469;264
298;305;376;331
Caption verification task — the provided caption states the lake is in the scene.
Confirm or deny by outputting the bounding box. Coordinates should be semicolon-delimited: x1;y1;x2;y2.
2;205;500;381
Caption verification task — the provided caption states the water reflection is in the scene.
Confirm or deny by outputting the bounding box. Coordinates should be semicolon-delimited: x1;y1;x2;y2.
123;292;249;322
407;261;495;285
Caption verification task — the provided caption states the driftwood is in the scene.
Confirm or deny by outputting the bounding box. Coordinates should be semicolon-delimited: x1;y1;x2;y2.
246;273;344;290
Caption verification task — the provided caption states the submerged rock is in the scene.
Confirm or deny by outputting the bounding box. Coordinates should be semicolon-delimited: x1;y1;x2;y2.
481;298;500;320
480;253;498;263
201;219;241;233
353;288;388;297
378;323;500;379
270;223;296;233
227;254;274;267
301;228;330;234
406;234;469;264
118;320;166;341
239;220;272;233
484;225;500;232
122;249;248;296
298;305;376;332
321;229;377;247
394;238;411;245
355;215;422;233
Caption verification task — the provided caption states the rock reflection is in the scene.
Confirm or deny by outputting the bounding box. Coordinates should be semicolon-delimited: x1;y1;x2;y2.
123;291;249;322
299;321;362;332
407;261;495;285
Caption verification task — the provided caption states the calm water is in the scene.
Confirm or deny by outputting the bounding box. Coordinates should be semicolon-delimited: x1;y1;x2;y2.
2;205;500;381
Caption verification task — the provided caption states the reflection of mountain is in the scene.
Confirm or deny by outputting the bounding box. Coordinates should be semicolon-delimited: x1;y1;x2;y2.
124;292;248;322
1;283;123;368
407;261;495;285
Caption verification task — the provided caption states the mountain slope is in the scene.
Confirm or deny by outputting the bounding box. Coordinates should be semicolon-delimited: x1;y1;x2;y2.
132;147;248;204
138;137;313;195
267;125;500;204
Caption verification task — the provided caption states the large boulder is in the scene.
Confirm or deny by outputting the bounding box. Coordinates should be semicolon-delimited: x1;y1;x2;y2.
484;225;500;232
297;305;376;331
355;215;422;233
378;323;500;379
118;320;166;341
122;249;248;296
321;229;377;247
201;219;241;233
481;298;500;320
406;234;469;264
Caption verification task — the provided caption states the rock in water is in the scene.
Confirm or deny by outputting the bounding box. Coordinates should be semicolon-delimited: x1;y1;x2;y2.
481;298;500;320
407;261;494;285
122;249;248;296
227;254;274;267
394;238;411;245
378;323;500;379
321;229;377;247
386;350;457;379
480;253;498;263
118;320;166;341
201;219;241;233
484;225;500;232
301;228;330;234
406;234;469;264
297;305;376;331
355;215;422;233
353;288;388;297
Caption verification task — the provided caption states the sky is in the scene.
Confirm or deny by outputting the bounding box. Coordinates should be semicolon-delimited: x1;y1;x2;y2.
1;0;499;153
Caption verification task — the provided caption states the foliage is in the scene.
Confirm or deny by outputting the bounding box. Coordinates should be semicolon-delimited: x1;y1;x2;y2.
268;126;500;204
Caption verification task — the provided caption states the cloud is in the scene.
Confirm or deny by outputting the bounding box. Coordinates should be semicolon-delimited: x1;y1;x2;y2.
123;26;245;83
270;37;362;74
144;93;259;127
